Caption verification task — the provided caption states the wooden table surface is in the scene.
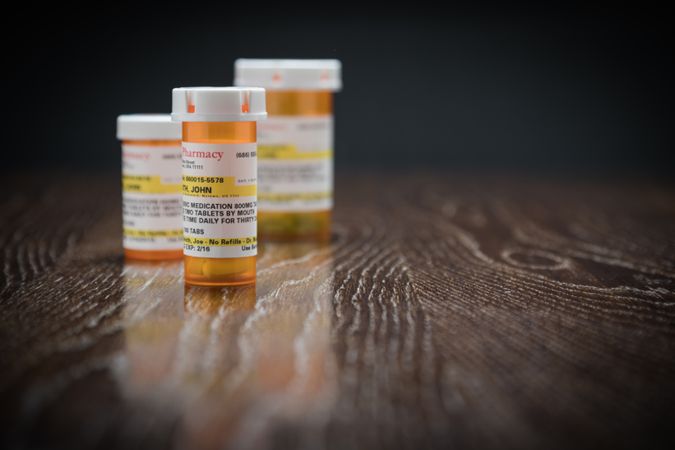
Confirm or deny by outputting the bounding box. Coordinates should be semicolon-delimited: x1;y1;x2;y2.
1;172;674;450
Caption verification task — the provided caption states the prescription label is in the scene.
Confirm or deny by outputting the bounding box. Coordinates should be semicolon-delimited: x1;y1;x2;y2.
122;144;182;251
182;142;257;258
257;116;333;212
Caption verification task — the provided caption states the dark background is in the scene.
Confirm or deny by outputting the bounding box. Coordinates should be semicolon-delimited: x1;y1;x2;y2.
3;4;674;176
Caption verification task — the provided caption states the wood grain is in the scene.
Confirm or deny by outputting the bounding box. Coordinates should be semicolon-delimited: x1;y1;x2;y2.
1;172;674;450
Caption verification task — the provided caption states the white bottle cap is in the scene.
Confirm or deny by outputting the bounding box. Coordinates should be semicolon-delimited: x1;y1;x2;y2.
116;114;180;140
234;59;342;91
172;87;267;122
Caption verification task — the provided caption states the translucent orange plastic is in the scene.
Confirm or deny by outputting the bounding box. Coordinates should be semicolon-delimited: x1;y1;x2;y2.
261;91;333;242
266;91;332;116
123;139;183;261
123;139;182;146
124;248;183;261
182;121;257;286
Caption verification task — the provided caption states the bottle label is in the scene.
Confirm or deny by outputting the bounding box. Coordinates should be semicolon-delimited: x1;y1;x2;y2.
182;142;257;258
257;116;333;212
122;144;183;251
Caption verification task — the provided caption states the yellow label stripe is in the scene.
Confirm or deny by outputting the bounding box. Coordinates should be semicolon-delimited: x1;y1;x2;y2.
123;175;181;194
258;145;332;160
124;228;183;238
182;176;256;197
184;236;257;247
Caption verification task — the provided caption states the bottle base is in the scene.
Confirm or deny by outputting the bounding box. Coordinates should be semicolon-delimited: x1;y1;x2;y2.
124;248;183;261
183;255;256;287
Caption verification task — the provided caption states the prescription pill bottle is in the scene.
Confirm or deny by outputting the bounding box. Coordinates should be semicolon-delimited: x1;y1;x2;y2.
117;114;183;261
172;87;266;286
234;59;342;242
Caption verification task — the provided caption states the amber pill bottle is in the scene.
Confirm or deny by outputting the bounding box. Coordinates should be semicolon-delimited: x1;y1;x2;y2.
117;115;183;261
235;59;342;242
172;87;267;286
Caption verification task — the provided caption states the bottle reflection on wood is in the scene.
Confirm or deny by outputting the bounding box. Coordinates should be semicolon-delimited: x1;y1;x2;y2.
115;242;337;450
118;260;184;401
179;241;337;450
184;284;257;315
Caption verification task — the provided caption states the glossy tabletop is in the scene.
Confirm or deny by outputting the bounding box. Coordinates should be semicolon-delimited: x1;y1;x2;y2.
1;172;674;449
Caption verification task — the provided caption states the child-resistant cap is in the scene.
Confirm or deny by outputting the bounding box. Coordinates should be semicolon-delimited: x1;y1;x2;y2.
234;59;342;91
172;87;267;122
116;114;180;140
